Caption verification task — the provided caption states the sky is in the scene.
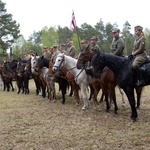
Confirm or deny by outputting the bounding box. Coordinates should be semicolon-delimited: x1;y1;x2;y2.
2;0;150;40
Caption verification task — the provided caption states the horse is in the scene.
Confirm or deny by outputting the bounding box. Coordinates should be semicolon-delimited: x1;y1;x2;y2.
30;55;47;98
34;55;70;104
77;46;121;113
1;61;15;92
24;57;42;95
91;52;147;121
53;53;91;110
17;58;30;94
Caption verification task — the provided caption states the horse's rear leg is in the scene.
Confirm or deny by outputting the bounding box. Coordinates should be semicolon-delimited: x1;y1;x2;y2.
72;83;80;105
99;90;105;103
88;85;94;100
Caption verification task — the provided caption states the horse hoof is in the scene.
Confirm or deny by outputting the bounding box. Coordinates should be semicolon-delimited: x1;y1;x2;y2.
82;107;86;110
76;103;80;106
130;116;137;122
122;103;126;107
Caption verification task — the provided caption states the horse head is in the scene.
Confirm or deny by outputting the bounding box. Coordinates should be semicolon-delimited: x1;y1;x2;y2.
91;52;105;78
77;45;95;69
30;55;40;74
52;53;65;72
34;55;45;72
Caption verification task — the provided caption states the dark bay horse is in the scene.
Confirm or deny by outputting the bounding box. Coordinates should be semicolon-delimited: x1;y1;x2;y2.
91;52;147;121
34;55;70;104
77;46;121;113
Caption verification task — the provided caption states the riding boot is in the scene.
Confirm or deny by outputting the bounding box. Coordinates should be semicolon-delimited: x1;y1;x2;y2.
134;67;145;86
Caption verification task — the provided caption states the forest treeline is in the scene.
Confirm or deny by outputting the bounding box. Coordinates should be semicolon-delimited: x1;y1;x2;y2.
1;0;150;62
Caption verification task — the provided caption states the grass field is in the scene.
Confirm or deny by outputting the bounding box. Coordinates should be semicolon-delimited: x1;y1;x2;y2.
0;79;150;150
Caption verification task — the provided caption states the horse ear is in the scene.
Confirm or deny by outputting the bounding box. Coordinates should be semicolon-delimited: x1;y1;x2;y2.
41;55;44;58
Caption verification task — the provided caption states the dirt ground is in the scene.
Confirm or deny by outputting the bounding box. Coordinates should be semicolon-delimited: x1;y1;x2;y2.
0;80;150;150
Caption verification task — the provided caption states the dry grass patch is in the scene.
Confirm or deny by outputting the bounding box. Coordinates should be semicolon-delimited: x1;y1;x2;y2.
0;80;150;150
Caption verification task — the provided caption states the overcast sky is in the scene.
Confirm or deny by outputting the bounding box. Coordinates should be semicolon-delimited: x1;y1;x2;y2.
2;0;150;40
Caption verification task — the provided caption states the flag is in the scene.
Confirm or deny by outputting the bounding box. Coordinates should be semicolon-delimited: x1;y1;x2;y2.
70;11;77;32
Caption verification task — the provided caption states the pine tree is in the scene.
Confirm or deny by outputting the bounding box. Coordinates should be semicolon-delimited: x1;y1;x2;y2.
0;0;20;55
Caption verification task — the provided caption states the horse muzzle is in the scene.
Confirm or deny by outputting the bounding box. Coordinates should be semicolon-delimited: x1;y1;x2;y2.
52;66;58;72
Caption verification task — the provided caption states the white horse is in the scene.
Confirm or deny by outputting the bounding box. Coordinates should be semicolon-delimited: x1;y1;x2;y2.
53;53;91;110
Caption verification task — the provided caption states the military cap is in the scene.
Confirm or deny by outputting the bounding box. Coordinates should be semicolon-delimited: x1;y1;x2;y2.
28;50;35;54
43;46;48;49
112;28;120;33
134;25;143;31
81;39;88;44
53;45;57;48
60;43;65;47
90;36;98;41
66;38;72;43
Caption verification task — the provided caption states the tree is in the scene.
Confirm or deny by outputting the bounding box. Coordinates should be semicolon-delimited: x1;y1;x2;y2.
57;26;72;45
28;30;42;45
0;0;20;53
122;21;134;55
42;26;59;48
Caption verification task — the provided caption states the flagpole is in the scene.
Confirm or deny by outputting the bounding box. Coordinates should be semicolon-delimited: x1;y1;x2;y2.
72;10;81;50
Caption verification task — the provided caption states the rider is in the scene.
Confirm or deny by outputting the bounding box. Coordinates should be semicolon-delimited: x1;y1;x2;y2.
66;38;76;58
110;28;125;56
131;25;148;86
90;36;100;52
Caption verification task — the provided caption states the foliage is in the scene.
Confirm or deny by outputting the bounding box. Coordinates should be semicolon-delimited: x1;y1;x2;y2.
42;26;59;48
0;0;20;54
1;2;150;57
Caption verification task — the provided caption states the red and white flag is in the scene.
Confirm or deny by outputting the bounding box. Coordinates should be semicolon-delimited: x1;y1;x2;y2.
70;11;77;32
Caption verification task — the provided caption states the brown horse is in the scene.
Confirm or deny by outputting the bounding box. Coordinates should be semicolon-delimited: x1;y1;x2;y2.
77;46;143;112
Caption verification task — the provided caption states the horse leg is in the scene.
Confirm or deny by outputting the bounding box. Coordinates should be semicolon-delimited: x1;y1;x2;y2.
124;87;137;121
135;87;143;109
71;81;80;105
80;84;89;110
110;88;118;114
117;85;126;107
99;91;105;103
103;89;110;112
88;85;94;100
69;85;73;97
10;81;14;91
61;78;67;104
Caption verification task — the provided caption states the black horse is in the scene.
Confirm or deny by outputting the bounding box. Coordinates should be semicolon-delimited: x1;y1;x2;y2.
91;52;150;121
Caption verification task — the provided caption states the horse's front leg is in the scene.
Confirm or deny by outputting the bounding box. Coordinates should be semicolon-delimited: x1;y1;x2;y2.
118;86;126;107
124;87;138;121
80;84;89;110
110;88;118;114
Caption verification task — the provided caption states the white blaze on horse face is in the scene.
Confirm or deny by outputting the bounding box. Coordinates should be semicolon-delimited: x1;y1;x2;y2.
53;54;64;72
31;56;40;74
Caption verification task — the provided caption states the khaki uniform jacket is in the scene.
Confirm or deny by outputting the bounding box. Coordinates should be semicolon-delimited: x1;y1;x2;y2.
51;50;60;61
110;37;125;56
43;51;51;58
90;44;100;52
67;45;76;57
132;35;147;68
